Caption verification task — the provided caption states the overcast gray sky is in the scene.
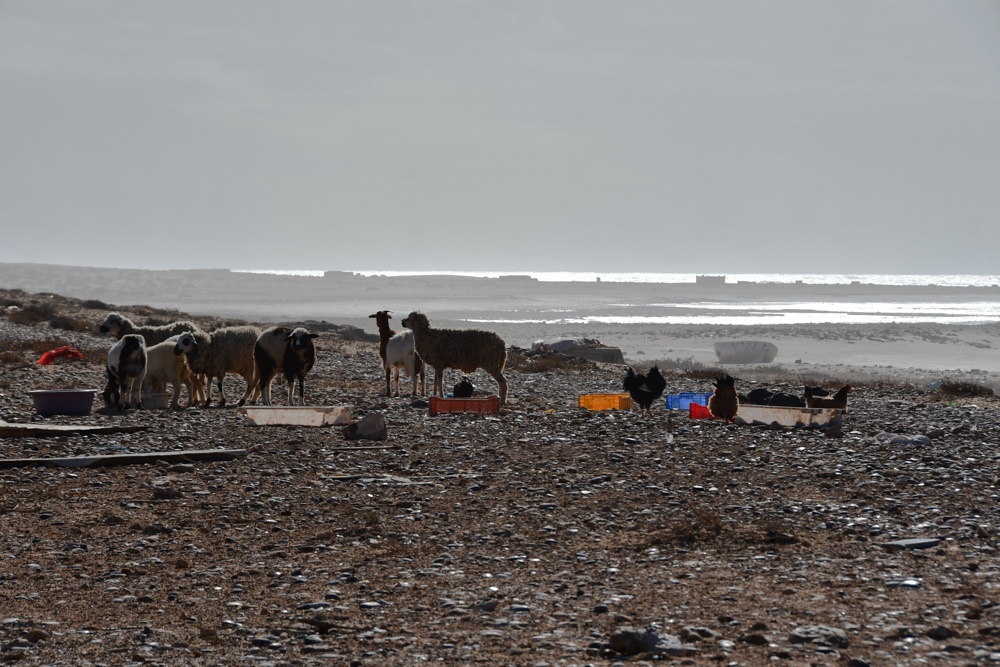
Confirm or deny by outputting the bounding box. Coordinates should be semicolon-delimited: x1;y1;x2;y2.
2;1;999;274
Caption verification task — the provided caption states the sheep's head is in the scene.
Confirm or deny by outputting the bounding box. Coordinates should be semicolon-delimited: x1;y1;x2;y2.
173;332;198;356
99;312;124;337
369;310;392;326
401;311;428;330
284;327;319;351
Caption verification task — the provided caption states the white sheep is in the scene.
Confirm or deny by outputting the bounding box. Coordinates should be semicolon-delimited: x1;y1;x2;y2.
140;340;201;409
250;326;318;406
99;312;203;345
173;326;261;407
384;329;426;397
105;334;147;410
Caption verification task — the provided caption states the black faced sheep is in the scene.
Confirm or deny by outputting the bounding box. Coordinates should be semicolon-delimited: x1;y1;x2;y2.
250;326;318;406
400;311;508;406
105;334;147;410
99;312;203;345
173;326;261;407
140;340;201;409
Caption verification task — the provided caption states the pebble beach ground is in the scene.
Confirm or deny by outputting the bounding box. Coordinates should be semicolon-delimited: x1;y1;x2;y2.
1;291;1000;666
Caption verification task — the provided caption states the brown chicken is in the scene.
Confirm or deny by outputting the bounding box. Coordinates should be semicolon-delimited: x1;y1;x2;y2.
805;384;851;409
708;375;739;421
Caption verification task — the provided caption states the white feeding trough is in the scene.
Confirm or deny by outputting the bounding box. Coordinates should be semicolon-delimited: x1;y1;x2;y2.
714;340;778;364
237;405;352;427
737;405;844;429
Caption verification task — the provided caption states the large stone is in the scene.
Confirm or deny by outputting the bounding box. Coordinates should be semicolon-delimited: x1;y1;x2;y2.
882;538;940;551
608;626;694;656
788;625;849;648
343;413;387;441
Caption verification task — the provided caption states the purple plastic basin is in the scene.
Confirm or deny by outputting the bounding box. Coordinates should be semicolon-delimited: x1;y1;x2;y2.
28;389;98;415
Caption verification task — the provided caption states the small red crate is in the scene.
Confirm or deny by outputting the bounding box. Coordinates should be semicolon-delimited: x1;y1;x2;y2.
429;396;501;415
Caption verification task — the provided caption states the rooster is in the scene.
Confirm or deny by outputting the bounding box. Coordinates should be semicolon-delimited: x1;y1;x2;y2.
708;375;739;422
805;384;850;409
622;365;666;417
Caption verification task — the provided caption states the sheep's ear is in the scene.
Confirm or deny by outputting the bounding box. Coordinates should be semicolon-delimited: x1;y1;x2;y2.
283;333;293;341
308;333;319;339
368;314;376;318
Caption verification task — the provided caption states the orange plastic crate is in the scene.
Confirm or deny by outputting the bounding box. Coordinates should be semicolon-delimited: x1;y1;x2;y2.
429;396;500;415
578;393;632;411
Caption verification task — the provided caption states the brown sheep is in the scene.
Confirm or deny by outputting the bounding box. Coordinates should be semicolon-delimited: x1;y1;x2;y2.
708;375;739;422
401;312;508;406
369;310;396;364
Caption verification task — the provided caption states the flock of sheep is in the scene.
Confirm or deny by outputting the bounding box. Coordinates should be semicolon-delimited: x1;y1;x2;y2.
98;310;509;411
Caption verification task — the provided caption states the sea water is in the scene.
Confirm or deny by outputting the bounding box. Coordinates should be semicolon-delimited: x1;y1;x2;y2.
231;270;1000;325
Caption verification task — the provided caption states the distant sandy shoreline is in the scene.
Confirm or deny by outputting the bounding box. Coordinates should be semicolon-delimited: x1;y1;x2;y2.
2;262;998;385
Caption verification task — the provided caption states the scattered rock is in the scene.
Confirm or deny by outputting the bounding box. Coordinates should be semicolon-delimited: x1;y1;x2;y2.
788;625;849;648
343;413;387;441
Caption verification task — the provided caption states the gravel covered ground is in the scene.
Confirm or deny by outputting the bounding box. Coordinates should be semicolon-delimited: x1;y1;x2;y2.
2;296;1000;666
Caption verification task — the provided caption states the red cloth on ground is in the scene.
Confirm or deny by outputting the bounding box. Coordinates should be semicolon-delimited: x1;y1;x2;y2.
37;346;84;365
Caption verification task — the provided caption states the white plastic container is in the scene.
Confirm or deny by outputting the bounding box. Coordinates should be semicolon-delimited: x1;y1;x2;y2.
141;391;172;410
237;405;352;427
736;404;844;429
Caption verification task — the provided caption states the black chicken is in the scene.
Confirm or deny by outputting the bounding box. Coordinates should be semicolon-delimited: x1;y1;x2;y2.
622;365;667;417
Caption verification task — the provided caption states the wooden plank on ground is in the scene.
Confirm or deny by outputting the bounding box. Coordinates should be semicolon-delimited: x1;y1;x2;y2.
0;449;246;469
0;420;151;439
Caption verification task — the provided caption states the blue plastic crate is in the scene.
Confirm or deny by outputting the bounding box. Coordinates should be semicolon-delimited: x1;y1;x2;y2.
665;394;681;410
677;392;711;410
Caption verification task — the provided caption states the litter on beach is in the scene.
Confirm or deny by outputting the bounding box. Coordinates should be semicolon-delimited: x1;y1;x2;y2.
578;394;632;411
237;405;352;426
429;396;501;414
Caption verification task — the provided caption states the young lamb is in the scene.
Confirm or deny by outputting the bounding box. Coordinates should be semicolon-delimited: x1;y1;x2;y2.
250;326;318;406
401;311;508;406
140;340;201;409
105;334;147;410
99;312;203;345
369;311;396;364
173;326;261;407
384;329;426;397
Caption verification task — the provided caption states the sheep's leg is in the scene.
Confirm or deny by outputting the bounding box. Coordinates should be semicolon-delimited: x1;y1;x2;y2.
492;371;509;406
217;376;227;407
286;376;294;406
434;367;444;398
260;374;273;406
392;367;401;397
385;366;392;396
169;381;182;409
237;370;256;407
297;377;306;406
116;378;127;410
203;375;214;407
